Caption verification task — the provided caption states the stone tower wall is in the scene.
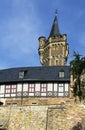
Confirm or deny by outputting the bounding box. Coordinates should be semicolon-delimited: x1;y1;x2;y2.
38;34;69;66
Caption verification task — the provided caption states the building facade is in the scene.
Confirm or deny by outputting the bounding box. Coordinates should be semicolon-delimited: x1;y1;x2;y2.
0;66;70;99
0;14;70;105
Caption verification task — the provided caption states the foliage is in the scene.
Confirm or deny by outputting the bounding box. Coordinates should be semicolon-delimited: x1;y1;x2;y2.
70;51;85;100
72;118;85;130
72;122;82;130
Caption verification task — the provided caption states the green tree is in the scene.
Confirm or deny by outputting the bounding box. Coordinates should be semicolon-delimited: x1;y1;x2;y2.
70;51;85;101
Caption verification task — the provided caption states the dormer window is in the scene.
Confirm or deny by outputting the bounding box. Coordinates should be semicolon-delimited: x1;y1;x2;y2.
19;71;25;79
59;69;65;78
19;70;27;79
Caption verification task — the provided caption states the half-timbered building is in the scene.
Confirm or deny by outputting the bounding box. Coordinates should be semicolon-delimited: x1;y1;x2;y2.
0;66;70;99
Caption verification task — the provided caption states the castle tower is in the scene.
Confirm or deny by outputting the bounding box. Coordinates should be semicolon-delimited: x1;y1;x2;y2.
38;13;69;66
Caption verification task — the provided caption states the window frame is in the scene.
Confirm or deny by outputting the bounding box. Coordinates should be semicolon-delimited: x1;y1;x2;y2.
41;83;47;93
29;84;35;93
11;85;17;93
5;85;11;94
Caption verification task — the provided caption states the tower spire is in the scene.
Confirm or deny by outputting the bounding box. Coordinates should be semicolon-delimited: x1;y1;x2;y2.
38;12;69;66
49;10;60;37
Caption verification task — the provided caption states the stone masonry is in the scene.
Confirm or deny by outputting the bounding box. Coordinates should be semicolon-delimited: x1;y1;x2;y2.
0;102;85;130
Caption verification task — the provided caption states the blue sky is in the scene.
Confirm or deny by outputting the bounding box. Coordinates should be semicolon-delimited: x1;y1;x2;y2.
0;0;85;69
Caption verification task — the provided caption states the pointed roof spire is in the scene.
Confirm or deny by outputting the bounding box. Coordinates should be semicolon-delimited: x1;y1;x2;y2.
49;10;60;37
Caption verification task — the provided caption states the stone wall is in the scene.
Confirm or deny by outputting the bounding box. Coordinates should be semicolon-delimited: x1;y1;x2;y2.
0;102;85;130
0;106;48;130
47;103;85;130
5;97;73;106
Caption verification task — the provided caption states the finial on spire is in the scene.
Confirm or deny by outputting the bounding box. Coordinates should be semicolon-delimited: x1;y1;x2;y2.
55;9;58;16
49;9;60;37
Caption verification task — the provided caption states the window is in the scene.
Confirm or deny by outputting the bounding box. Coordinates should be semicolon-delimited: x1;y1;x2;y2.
54;83;58;91
6;85;10;89
6;89;10;93
11;85;17;93
65;84;69;91
5;85;17;94
59;87;63;92
23;83;28;91
19;70;27;79
59;70;65;78
57;83;64;97
5;85;10;93
58;84;64;92
29;84;35;92
59;84;64;87
19;71;24;79
41;84;47;92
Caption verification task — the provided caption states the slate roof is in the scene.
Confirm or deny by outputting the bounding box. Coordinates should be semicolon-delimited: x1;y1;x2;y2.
0;66;70;83
49;15;60;37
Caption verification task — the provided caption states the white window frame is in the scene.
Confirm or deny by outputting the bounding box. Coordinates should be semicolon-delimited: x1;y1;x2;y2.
59;71;65;78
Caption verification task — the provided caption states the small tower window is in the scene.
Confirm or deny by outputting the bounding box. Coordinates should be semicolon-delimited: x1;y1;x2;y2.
59;69;65;78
